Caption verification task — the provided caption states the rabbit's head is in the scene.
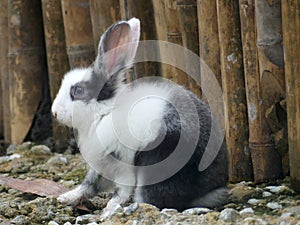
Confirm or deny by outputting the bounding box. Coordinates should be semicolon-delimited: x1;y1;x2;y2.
51;18;140;129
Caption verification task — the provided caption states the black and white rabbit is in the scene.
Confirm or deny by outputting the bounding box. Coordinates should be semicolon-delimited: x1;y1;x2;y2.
52;18;229;218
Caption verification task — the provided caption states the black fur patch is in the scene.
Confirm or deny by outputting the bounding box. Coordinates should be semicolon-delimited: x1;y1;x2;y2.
134;91;228;211
70;69;120;103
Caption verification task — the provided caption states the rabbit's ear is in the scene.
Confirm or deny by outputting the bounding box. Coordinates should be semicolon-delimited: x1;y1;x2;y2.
95;18;140;76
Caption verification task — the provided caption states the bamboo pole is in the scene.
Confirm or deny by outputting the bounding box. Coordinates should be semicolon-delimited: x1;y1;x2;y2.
89;0;121;53
176;0;201;96
216;0;251;182
41;0;71;152
8;0;47;145
253;0;283;182
282;0;300;191
61;0;95;68
0;0;10;145
153;0;189;87
119;0;159;78
197;0;221;87
238;0;261;182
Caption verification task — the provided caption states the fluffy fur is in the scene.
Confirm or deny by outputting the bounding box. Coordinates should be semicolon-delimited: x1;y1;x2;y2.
52;17;229;219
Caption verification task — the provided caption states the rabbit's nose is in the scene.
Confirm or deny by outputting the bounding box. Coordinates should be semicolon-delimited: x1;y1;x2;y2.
53;111;57;118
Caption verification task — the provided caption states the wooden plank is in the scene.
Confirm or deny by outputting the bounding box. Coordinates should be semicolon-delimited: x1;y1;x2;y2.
8;0;47;145
282;0;300;191
41;0;71;152
216;0;251;182
253;0;283;182
61;0;95;68
0;0;10;145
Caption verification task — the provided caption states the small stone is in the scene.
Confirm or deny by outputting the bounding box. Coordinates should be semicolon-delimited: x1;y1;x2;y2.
266;202;282;210
0;156;9;164
182;207;212;215
63;222;72;225
281;212;292;219
239;207;254;215
241;217;268;225
124;202;139;215
131;220;138;225
219;208;240;222
265;185;287;194
48;221;60;225
247;198;261;205
161;208;178;217
18;142;34;151
11;215;30;225
87;223;98;225
6;144;17;155
262;191;272;197
75;214;98;224
46;155;68;166
282;206;300;216
30;145;52;155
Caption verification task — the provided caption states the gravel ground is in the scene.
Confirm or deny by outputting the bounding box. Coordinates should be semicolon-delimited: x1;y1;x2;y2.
0;142;300;225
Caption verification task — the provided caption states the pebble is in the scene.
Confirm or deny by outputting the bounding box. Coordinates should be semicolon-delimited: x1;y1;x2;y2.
247;198;261;205
124;202;139;215
266;202;282;210
281;212;292;219
241;217;268;225
6;144;17;155
0;154;21;164
63;222;72;225
262;191;272;197
239;207;254;215
46;155;68;165
182;207;212;215
30;145;52;155
48;221;60;225
282;206;300;215
161;208;178;214
75;214;98;224
219;208;240;222
265;185;287;194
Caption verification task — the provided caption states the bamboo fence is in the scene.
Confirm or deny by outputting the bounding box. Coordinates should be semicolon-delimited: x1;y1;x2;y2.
0;0;299;189
282;0;300;191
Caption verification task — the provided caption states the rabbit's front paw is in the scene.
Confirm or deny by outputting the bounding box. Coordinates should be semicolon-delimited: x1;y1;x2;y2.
57;186;85;206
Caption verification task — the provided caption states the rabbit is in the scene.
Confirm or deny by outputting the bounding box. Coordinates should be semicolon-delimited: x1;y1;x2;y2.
51;17;229;219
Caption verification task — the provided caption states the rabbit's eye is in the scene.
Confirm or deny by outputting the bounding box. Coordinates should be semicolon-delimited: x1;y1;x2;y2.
74;86;84;96
70;85;85;100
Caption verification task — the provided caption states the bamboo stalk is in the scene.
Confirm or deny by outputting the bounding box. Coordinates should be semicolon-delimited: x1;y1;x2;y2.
152;0;171;81
0;0;10;145
253;0;283;182
41;0;71;152
8;0;47;145
119;0;159;78
197;0;221;87
89;0;121;53
176;0;201;96
282;0;300;191
153;0;189;87
216;0;251;182
239;0;266;182
61;0;95;68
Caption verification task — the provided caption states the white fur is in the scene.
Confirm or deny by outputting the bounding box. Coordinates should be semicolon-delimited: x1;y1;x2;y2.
51;17;174;217
51;68;93;127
